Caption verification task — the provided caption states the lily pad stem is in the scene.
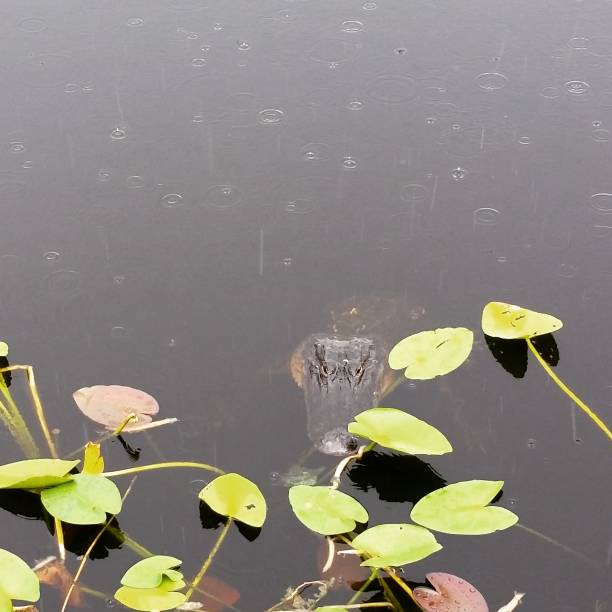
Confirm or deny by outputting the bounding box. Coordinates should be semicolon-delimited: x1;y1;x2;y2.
185;517;232;600
101;461;224;478
331;442;376;489
347;568;379;605
525;339;612;440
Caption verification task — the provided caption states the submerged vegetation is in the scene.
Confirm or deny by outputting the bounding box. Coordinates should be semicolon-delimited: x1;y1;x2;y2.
0;301;608;610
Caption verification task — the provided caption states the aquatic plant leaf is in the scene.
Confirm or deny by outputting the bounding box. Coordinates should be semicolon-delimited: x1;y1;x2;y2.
0;588;11;612
41;474;122;525
0;343;8;357
198;473;266;528
413;572;488;612
82;442;104;474
289;485;368;535
0;459;79;490
121;556;183;589
351;524;441;568
481;302;563;339
411;480;518;535
115;577;186;611
0;549;40;602
348;407;452;455
388;328;473;379
73;385;159;431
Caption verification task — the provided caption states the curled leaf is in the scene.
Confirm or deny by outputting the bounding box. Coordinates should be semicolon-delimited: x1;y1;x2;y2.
481;302;562;339
121;556;183;589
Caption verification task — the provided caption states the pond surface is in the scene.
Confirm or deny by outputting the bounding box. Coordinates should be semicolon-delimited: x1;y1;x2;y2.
0;0;611;610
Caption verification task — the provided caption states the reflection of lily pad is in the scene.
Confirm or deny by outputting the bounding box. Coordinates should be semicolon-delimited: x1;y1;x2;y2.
481;302;563;339
274;465;325;487
73;385;159;431
289;485;368;535
389;328;473;379
411;480;518;535
348;407;452;455
198;473;267;528
413;572;488;612
351;523;441;567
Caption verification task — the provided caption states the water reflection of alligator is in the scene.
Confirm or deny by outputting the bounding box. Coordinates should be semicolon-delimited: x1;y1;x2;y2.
290;296;427;455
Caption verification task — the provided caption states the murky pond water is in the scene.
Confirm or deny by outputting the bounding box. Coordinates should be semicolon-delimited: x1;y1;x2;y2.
0;0;611;610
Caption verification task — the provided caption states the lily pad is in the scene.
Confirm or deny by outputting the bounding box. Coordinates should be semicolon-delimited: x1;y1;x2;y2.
0;548;40;602
413;572;488;612
411;480;518;535
115;576;186;611
121;556;183;589
348;408;452;455
351;524;441;568
0;588;11;612
0;342;8;357
41;473;122;524
388;328;474;380
73;385;159;431
289;485;368;535
0;459;79;490
198;473;266;528
82;442;104;475
481;302;563;339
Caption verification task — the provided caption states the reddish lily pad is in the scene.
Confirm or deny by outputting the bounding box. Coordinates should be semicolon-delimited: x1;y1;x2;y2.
413;572;488;612
73;385;159;431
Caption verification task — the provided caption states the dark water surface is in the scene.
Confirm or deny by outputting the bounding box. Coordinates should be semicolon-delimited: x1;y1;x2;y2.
0;0;611;610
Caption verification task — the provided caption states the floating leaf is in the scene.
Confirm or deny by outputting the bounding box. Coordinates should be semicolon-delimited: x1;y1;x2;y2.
115;577;186;611
0;549;40;602
82;442;104;475
289;485;368;536
481;302;563;340
411;480;518;535
121;556;183;589
413;572;488;612
73;385;159;431
0;459;79;490
348;408;452;455
351;524;441;568
0;588;11;612
0;342;8;357
41;474;122;525
389;328;473;379
198;473;266;528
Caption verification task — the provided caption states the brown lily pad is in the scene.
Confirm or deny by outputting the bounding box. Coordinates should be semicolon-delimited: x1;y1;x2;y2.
73;385;159;431
414;572;488;612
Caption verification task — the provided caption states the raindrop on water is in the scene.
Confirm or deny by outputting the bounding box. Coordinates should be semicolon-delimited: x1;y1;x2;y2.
109;127;127;140
213;23;223;31
497;255;507;263
18;17;48;32
191;58;206;67
362;1;377;9
565;80;590;95
203;185;242;209
96;169;111;182
473;207;500;224
237;41;251;50
126;175;144;189
451;123;461;131
126;17;144;27
113;275;125;285
518;136;531;145
451;167;466;180
395;47;407;55
192;114;205;123
592;120;602;128
568;36;589;49
590;192;612;213
342;156;358;169
540;86;561;99
111;326;129;338
425;117;436;125
9;142;25;153
475;72;508;90
43;251;60;261
64;83;79;94
341;20;364;33
21;160;33;169
161;193;184;208
258;108;285;124
527;438;536;448
301;143;330;162
346;99;364;110
282;257;293;267
592;128;611;142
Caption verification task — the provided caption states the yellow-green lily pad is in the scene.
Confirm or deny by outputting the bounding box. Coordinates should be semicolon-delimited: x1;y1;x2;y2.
0;459;79;490
0;342;8;357
481;302;563;339
351;523;441;567
411;480;518;535
121;556;183;589
198;473;266;528
114;576;186;611
388;328;474;379
348;408;452;455
289;485;368;535
0;548;40;602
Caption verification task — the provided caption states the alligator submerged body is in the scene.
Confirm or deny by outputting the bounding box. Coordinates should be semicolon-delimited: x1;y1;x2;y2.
291;296;427;455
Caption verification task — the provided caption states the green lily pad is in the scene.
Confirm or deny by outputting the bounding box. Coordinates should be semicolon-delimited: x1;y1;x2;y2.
388;328;474;380
121;556;183;589
0;548;40;602
411;480;519;535
351;523;441;568
348;408;452;455
0;342;8;358
41;473;122;524
289;485;368;536
114;576;186;611
481;302;563;339
198;473;266;528
0;588;11;612
0;459;79;490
